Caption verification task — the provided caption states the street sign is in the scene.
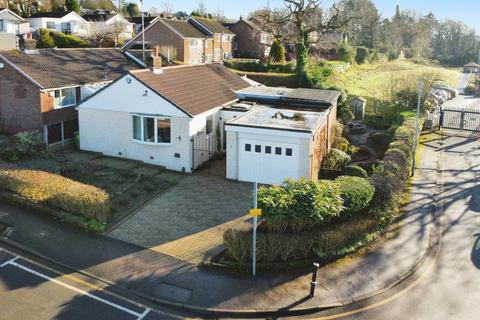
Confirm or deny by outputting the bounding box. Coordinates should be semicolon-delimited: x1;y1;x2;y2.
249;208;262;217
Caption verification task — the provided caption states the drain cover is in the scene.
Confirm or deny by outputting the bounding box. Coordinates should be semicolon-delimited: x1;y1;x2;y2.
154;282;192;303
0;221;12;237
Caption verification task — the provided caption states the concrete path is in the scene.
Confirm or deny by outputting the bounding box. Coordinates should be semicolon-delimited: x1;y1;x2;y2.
457;72;471;92
0;134;438;315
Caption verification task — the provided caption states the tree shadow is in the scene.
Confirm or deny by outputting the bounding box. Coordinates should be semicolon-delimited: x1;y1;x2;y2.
471;233;480;269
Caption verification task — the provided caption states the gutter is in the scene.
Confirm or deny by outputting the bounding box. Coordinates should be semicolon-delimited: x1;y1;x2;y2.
123;51;147;68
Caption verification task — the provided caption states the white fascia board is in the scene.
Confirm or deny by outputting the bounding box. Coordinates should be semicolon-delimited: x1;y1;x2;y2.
225;124;312;139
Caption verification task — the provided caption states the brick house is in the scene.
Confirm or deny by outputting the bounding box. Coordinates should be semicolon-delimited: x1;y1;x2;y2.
122;18;211;64
228;17;273;59
188;16;234;61
0;48;138;145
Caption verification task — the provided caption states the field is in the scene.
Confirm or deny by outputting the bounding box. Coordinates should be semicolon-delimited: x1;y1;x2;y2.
328;59;463;113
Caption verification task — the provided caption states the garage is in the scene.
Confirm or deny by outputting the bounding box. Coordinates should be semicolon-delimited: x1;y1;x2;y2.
237;136;300;185
225;104;331;185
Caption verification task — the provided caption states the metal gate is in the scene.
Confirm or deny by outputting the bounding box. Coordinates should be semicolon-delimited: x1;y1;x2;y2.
429;107;480;132
191;132;216;171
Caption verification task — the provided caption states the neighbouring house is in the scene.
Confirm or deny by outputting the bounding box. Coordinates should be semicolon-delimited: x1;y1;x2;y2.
464;62;480;74
312;31;347;61
77;62;340;184
128;16;159;34
82;11;134;42
0;48;138;145
0;8;30;50
228;17;273;59
122;18;210;64
28;11;89;37
188;16;234;61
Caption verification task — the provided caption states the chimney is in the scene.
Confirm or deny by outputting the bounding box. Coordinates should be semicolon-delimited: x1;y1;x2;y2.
146;46;162;74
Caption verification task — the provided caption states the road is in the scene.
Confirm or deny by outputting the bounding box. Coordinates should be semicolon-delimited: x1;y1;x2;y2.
296;133;480;320
0;245;189;320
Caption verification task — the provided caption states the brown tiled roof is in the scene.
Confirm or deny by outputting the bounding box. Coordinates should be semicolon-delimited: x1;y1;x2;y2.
131;64;250;116
161;18;207;38
190;17;234;34
0;49;139;89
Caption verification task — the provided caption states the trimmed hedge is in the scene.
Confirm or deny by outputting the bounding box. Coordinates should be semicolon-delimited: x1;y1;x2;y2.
223;215;378;264
257;179;343;232
335;176;375;216
345;165;368;178
224;58;295;74
322;148;351;170
0;168;110;222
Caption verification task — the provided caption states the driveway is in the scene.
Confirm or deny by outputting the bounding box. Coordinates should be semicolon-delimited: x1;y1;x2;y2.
107;174;253;264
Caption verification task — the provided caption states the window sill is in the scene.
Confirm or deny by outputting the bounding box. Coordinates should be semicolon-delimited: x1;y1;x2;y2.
53;104;76;110
132;139;172;146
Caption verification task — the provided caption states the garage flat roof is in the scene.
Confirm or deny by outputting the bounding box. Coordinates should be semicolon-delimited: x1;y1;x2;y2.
235;86;341;107
226;104;328;133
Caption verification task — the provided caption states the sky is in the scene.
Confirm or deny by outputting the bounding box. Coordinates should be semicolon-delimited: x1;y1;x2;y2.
140;0;480;34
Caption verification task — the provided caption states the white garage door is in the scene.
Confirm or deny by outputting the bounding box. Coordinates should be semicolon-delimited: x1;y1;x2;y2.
237;138;300;185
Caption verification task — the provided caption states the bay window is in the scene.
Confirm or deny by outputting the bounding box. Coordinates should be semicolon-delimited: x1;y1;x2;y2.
132;115;171;144
54;87;76;108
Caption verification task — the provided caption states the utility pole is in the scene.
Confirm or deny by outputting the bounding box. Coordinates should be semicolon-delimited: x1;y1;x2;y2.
140;0;145;64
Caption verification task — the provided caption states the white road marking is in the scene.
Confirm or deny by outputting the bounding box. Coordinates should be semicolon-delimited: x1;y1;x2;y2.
4;258;149;319
0;256;17;268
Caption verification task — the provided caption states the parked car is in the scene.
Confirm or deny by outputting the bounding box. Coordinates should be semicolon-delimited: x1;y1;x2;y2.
433;84;458;99
431;88;449;101
427;92;445;105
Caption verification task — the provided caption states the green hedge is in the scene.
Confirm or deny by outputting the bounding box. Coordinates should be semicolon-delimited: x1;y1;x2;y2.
345;165;368;178
0;132;49;162
335;176;374;216
0;168;111;222
223;215;378;264
52;32;90;48
224;58;295;74
322;148;351;170
257;179;343;232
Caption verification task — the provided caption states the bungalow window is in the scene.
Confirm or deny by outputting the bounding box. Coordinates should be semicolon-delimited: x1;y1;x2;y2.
46;22;55;29
132;115;171;144
54;88;76;108
206;115;213;134
189;39;199;47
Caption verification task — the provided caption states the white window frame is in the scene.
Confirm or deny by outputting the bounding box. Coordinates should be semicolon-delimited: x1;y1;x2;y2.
53;87;77;109
46;21;56;29
189;39;199;47
132;114;172;145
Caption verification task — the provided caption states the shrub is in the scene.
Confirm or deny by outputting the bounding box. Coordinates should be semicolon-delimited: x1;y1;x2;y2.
223;215;378;264
355;46;369;64
0;132;48;162
387;50;399;61
267;61;295;73
335;176;375;216
393;126;415;146
0;168;111;222
306;63;333;88
345;165;368;178
36;29;55;48
322;148;351;170
269;37;286;63
369;131;392;146
257;179;343;232
337;41;356;63
52;32;90;48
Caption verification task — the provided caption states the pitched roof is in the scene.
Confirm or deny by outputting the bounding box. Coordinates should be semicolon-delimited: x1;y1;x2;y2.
28;11;72;18
82;13;116;22
0;49;139;89
130;64;250;116
465;62;480;67
190;17;234;34
161;18;207;38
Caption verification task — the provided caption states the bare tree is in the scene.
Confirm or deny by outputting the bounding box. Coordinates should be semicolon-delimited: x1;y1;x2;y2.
260;0;350;86
109;20;127;46
160;0;174;16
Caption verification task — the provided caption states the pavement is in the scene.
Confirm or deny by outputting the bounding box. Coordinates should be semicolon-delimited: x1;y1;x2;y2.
300;132;480;320
0;132;439;317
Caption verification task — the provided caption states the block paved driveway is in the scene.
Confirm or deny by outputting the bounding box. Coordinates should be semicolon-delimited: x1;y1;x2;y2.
107;174;253;265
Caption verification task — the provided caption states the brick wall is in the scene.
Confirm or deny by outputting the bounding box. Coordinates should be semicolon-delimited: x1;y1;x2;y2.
230;21;263;58
0;62;42;134
40;90;78;126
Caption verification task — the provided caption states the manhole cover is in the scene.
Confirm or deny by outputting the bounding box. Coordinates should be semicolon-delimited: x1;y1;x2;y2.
0;221;13;237
154;282;192;303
